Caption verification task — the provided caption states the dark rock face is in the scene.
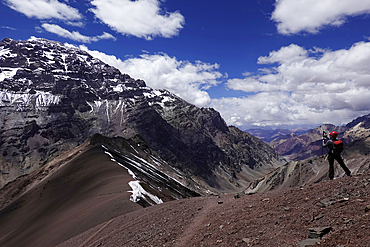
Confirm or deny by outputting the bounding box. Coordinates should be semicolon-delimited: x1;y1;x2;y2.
0;38;284;192
345;113;370;129
86;133;202;205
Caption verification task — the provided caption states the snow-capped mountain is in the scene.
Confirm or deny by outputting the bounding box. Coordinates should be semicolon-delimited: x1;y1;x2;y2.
0;37;284;195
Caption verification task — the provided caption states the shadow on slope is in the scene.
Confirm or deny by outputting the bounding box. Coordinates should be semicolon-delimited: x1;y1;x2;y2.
0;144;141;247
0;134;199;247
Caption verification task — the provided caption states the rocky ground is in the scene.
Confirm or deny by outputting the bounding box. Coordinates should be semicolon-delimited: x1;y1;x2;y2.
57;170;370;247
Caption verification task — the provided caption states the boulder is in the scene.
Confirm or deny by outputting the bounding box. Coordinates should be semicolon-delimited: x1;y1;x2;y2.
308;226;332;239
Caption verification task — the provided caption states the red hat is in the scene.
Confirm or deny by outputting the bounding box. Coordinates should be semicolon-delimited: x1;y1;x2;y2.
329;131;338;138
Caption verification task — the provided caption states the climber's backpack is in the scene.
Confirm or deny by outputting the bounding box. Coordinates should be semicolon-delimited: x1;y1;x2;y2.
332;140;344;154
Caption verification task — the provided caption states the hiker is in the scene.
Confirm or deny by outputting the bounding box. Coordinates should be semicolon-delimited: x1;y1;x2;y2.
322;131;351;180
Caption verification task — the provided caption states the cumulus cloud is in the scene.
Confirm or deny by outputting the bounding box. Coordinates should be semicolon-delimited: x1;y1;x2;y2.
78;41;370;129
89;0;185;40
221;41;370;129
3;0;82;21
79;46;224;107
42;23;116;43
272;0;370;35
210;95;363;129
210;92;294;127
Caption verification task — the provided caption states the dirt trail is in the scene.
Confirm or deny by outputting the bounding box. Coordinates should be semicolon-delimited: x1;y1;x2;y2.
175;197;221;246
58;171;370;247
78;218;115;247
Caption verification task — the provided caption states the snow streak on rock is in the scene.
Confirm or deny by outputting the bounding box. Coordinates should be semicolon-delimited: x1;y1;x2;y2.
103;147;163;205
0;91;60;111
128;181;163;205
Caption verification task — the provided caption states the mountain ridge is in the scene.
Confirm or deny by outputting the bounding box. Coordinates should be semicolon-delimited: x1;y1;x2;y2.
0;37;284;193
0;133;204;247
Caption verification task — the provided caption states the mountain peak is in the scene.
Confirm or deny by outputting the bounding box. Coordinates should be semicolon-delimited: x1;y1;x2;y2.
1;38;284;192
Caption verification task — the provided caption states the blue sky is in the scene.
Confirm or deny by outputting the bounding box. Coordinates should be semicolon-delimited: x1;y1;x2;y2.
1;0;370;130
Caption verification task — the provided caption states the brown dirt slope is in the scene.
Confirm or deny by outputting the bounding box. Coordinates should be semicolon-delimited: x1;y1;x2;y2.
58;169;370;247
0;145;141;247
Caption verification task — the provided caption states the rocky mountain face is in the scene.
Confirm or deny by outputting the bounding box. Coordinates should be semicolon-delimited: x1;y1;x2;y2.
0;37;284;193
343;113;370;140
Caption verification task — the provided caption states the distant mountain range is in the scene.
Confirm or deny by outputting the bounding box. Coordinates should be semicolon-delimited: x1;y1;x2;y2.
264;114;370;161
245;128;309;143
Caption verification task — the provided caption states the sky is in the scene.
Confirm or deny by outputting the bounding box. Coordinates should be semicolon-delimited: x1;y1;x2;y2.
1;0;370;130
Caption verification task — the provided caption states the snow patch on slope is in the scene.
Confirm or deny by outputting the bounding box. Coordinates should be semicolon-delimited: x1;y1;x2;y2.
0;67;19;82
103;147;163;205
0;90;60;111
128;181;163;205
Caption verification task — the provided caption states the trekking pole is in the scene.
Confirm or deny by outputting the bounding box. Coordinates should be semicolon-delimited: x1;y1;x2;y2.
320;126;323;155
322;139;324;155
321;127;329;159
321;127;326;156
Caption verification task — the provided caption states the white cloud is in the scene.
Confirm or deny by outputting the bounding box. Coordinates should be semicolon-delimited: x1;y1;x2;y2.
272;0;370;35
42;23;116;43
79;46;224;107
3;0;82;21
220;41;370;129
92;32;117;42
35;26;42;33
1;26;17;30
89;0;185;40
257;44;308;64
65;21;85;28
210;92;294;128
77;41;370;129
